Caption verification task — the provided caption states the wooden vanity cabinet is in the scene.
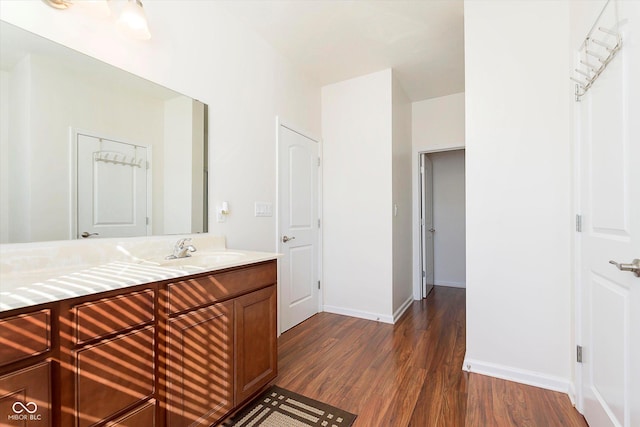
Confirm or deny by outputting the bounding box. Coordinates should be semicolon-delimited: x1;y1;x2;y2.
0;309;53;427
1;259;277;427
163;260;277;427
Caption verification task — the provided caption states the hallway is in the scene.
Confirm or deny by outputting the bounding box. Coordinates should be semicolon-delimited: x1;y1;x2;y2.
276;286;587;426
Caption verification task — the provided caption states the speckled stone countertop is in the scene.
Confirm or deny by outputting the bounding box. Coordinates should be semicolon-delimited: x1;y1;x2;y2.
0;235;279;312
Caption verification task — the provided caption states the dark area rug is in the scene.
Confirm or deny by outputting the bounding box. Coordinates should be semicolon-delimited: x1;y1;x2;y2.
223;385;357;427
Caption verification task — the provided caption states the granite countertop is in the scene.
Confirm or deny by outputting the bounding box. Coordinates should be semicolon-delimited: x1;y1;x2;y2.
0;235;279;312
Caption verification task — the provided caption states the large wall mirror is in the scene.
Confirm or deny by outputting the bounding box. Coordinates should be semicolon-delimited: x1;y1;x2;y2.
0;21;208;244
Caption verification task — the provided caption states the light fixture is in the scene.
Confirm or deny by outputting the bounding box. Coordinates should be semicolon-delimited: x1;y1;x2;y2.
41;0;151;40
217;202;230;223
116;0;151;40
42;0;108;14
42;0;72;9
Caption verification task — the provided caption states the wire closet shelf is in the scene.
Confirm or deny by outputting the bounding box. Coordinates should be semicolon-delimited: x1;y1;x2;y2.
571;0;623;102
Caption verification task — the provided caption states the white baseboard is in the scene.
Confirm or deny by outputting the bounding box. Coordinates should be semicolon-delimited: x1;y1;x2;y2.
393;296;414;323
435;280;466;288
567;381;577;406
323;305;394;324
462;356;572;395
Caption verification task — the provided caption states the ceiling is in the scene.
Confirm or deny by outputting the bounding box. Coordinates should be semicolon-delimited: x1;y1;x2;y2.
218;0;465;102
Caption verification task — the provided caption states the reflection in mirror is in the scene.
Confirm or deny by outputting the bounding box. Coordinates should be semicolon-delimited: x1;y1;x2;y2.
0;21;208;244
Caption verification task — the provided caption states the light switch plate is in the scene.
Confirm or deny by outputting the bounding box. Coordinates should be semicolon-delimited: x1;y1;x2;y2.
255;202;273;217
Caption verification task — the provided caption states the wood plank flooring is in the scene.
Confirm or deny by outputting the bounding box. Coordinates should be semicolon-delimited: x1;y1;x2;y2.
275;286;588;427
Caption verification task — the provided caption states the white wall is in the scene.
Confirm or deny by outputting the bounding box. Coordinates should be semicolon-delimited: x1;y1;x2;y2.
392;75;414;316
163;98;204;235
411;92;466;298
0;0;320;251
164;97;195;234
190;101;205;234
413;92;465;152
431;150;466;288
6;55;30;243
0;71;8;243
322;69;412;323
322;69;394;321
464;0;573;393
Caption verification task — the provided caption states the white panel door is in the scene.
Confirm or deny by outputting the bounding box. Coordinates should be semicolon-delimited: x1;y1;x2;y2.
578;2;640;426
278;124;319;333
420;154;435;298
77;133;148;239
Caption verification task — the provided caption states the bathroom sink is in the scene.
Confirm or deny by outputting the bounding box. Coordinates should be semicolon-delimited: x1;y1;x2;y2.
159;251;246;266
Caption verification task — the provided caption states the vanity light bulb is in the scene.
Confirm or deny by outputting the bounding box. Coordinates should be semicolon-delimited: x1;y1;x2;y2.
117;0;151;40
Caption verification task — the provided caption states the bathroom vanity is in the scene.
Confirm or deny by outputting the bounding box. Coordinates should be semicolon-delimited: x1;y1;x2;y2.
0;237;278;427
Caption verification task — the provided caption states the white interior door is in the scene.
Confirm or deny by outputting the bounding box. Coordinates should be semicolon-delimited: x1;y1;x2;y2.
278;124;319;333
578;2;640;426
420;153;435;298
77;133;149;239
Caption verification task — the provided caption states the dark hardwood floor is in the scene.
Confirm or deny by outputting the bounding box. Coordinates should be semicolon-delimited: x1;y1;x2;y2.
275;286;588;427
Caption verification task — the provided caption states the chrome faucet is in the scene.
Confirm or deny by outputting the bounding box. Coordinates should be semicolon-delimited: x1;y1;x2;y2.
166;238;197;259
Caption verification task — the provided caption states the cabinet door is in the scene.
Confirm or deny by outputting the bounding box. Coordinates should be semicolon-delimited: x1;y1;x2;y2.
0;361;51;426
166;300;234;427
234;285;277;404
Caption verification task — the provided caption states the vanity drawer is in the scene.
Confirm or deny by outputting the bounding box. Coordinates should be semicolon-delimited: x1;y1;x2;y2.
0;309;51;366
73;289;154;345
106;399;156;426
75;326;155;427
167;261;276;314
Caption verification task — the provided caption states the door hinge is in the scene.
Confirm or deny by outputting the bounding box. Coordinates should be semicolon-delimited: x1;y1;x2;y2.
146;161;150;170
317;280;321;289
318;218;321;228
576;214;582;232
146;217;149;225
422;270;426;278
577;345;583;363
317;157;321;167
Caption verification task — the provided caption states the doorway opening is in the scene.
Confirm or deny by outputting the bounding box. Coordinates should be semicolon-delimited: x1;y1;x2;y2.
419;149;466;298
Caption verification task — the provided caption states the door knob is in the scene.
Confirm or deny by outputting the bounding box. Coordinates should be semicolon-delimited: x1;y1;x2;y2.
81;232;99;238
609;259;640;277
282;235;295;243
